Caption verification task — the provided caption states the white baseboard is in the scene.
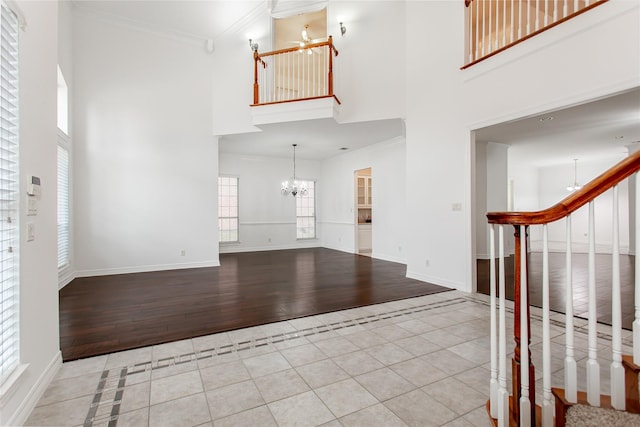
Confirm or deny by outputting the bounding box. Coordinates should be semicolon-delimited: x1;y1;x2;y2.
372;252;406;265
219;242;321;254
321;243;355;254
6;351;62;427
406;270;468;293
75;260;221;278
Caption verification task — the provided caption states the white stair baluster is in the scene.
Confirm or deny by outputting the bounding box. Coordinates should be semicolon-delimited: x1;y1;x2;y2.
553;0;558;22
488;0;492;53
610;185;625;409
519;225;531;427
587;200;601;406
518;0;522;39
498;225;510;426
510;0;515;43
564;215;578;402
542;224;553;426
489;225;498;419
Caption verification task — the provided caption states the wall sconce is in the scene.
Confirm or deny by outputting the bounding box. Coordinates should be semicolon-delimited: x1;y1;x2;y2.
337;16;346;36
248;38;259;51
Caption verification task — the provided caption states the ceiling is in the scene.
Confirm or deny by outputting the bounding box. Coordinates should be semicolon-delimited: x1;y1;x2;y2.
72;1;640;165
475;87;640;167
219;118;405;160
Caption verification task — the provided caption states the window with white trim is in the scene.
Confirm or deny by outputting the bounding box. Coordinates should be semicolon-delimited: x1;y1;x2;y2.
218;176;239;243
57;143;70;269
0;0;20;384
57;64;70;272
296;180;315;239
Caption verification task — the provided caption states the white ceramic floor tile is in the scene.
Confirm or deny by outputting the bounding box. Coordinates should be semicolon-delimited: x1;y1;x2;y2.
385;389;458;427
421;377;488;415
332;350;384;376
313;336;360;357
280;343;327;367
105;347;153;369
119;381;151;414
117;407;149;427
345;330;389;349
315;378;378;418
394;335;442;357
24;394;94;427
152;339;195;360
390;356;449;387
200;359;251;391
56;355;107;380
268;391;335;427
339;403;408;427
212;405;277;427
365;342;414;365
254;368;310;403
150;370;204;405
36;371;102;407
206;379;264;420
242;351;292;378
149;392;211;427
295;358;350;389
355;367;415;401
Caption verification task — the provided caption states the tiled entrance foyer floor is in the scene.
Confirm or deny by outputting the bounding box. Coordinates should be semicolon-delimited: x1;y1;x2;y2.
25;290;632;426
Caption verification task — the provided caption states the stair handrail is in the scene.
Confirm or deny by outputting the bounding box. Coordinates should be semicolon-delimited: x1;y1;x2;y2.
488;150;640;225
485;149;640;426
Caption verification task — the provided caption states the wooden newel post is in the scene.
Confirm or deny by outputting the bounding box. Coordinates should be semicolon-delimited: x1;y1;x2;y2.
253;49;259;105
512;225;536;426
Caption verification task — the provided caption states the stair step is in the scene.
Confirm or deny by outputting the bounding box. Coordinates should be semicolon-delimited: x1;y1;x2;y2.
553;388;640;426
566;404;640;426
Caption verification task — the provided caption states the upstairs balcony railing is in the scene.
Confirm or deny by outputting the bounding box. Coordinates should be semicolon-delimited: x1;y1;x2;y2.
251;36;340;106
463;0;609;68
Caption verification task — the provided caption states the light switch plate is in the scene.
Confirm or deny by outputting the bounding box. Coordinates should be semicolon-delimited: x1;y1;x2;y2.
27;223;35;241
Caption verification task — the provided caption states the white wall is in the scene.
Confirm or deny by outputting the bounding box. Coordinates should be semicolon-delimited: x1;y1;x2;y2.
320;137;407;264
1;1;60;425
406;0;640;292
476;141;509;259
73;11;219;276
218;152;321;252
536;156;629;253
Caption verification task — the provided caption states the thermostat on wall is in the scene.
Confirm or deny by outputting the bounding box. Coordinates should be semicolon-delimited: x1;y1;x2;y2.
27;175;41;197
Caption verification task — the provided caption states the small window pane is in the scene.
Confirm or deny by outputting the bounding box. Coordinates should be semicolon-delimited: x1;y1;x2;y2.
218;176;239;243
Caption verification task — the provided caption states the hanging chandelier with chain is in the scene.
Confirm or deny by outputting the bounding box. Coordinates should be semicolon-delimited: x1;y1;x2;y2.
281;144;308;197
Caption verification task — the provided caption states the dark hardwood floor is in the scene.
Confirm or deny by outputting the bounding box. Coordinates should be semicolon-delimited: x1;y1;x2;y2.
477;252;635;330
60;248;450;361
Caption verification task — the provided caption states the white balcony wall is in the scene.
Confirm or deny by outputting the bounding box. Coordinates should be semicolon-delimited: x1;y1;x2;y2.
406;0;640;291
212;0;406;135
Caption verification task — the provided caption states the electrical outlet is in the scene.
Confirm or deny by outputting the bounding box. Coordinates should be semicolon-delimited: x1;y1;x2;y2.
425;259;430;267
180;249;186;256
27;223;35;241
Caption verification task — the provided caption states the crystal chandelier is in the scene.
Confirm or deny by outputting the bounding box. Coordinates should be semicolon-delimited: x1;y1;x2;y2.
281;144;308;197
566;158;582;192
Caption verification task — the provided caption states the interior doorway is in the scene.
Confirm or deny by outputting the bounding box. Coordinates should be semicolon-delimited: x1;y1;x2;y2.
355;168;372;256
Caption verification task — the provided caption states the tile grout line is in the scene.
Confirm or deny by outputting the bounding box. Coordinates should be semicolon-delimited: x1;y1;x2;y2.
79;296;474;426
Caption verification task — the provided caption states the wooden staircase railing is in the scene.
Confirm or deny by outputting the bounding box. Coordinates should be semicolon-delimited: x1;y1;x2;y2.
251;36;340;106
485;150;640;426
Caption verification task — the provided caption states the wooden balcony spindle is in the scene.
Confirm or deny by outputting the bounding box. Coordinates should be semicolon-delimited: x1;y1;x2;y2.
328;35;334;96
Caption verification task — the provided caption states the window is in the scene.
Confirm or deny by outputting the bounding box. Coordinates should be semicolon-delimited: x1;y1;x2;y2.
57;145;70;269
218;176;238;243
57;64;70;272
296;180;315;239
0;0;20;384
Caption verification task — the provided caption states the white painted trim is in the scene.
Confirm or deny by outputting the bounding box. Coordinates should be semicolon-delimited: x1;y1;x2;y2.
219;241;320;254
318;244;354;255
239;221;297;226
318;220;355;226
0;363;27;407
58;266;74;290
406;270;465;293
530;240;630;255
75;260;221;278
251;97;340;126
372;252;406;265
4;352;61;427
